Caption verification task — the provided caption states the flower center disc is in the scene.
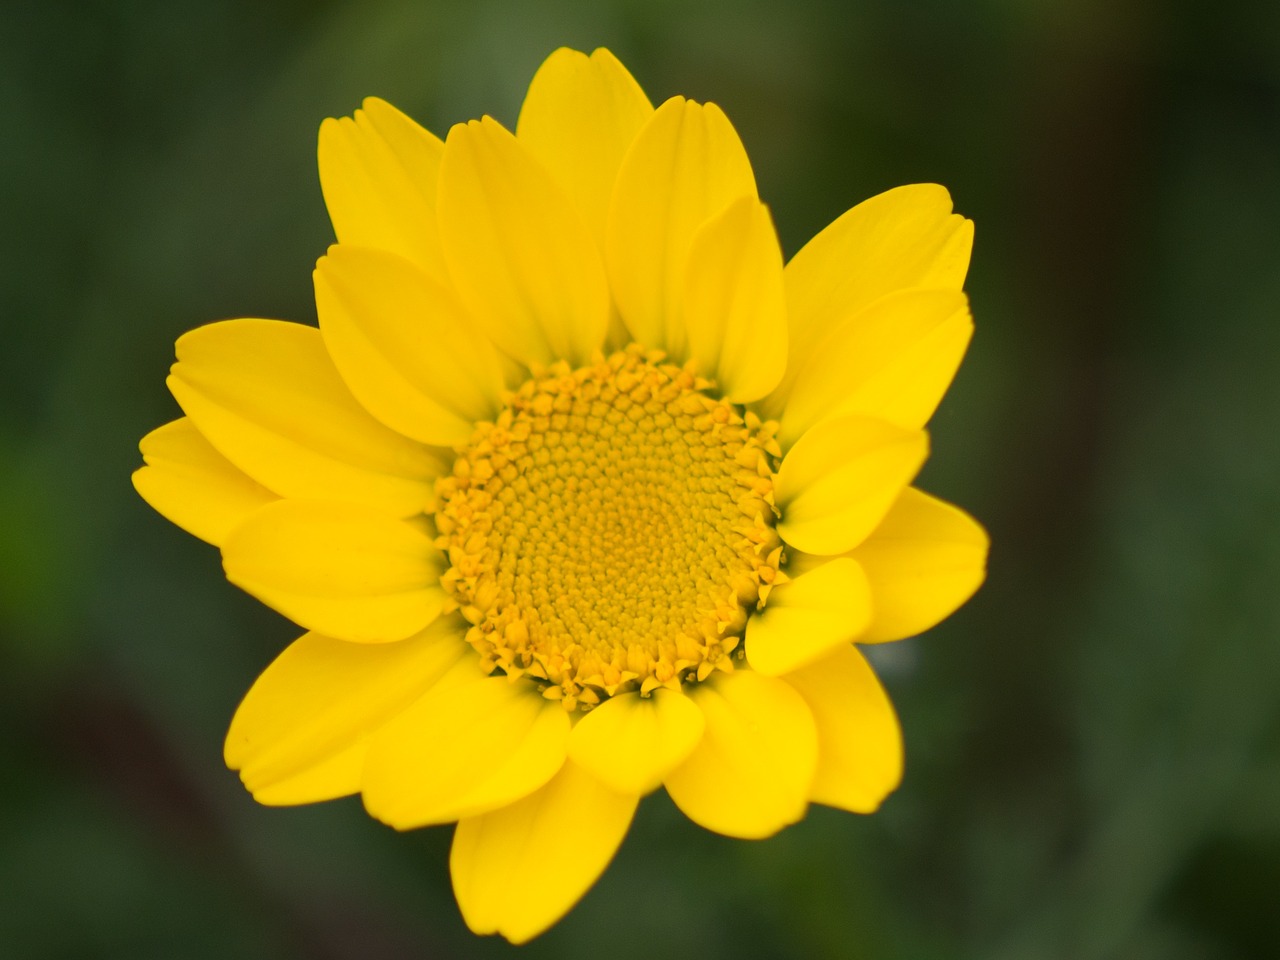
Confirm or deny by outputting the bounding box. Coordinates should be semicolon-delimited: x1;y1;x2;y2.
434;345;784;710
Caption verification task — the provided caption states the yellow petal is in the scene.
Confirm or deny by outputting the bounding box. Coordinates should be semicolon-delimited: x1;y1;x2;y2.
362;662;571;829
765;184;972;417
567;688;705;795
851;486;988;642
132;418;278;546
250;739;368;807
221;499;445;643
784;644;903;813
606;96;757;356
314;245;505;446
745;558;872;676
451;759;637;944
778;288;973;448
224;619;466;804
664;670;817;839
318;98;449;285
682;197;788;402
438;117;610;368
167;319;443;517
516;47;653;247
775;415;928;555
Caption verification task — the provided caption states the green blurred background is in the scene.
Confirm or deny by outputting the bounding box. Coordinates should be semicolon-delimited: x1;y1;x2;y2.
3;0;1279;957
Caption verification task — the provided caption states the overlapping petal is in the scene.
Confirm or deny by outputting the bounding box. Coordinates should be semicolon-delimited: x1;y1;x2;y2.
784;644;903;812
314;245;505;446
777;288;973;447
319;97;449;285
451;760;637;944
250;741;367;807
167;319;443;517
516;47;653;247
225;620;465;804
438;117;610;368
362;662;571;829
851;486;989;642
745;557;872;676
664;670;817;838
221;499;445;643
567;688;705;794
764;184;973;416
132;418;278;546
682;197;788;402
606;96;757;356
775;415;928;555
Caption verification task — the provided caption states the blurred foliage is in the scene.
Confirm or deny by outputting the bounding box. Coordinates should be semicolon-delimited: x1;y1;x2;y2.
2;0;1279;957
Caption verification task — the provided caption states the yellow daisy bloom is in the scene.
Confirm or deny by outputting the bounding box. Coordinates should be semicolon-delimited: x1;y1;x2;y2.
133;47;988;943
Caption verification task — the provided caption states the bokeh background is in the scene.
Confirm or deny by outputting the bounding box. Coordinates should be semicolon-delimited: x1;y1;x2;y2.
3;0;1279;957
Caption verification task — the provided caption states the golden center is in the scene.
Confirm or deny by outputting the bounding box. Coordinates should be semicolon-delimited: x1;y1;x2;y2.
432;345;784;710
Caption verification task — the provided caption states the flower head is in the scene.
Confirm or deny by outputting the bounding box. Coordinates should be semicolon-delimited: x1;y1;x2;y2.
133;47;987;943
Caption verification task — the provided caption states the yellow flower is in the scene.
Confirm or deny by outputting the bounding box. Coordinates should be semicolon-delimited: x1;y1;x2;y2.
132;47;988;943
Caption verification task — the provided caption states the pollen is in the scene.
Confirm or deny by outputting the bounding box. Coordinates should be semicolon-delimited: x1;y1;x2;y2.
433;345;785;710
